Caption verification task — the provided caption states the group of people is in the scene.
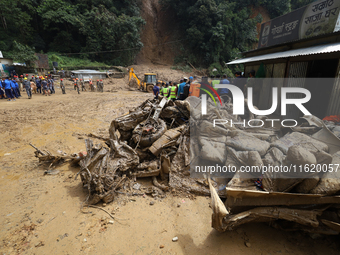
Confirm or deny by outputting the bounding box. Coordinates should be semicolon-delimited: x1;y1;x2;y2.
0;74;106;101
72;78;104;94
153;71;251;103
0;74;57;101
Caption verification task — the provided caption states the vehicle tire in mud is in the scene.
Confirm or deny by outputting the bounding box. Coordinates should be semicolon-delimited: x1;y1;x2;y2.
132;119;167;147
147;85;154;93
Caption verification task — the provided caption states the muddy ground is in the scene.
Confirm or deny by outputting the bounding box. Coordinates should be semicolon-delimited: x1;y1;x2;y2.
0;69;339;255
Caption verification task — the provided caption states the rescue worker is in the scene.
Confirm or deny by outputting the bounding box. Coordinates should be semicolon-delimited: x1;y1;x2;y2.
19;75;24;91
3;76;15;101
168;82;177;101
50;78;55;94
23;77;32;99
36;77;41;93
177;77;187;100
189;76;201;97
89;79;93;92
80;79;86;91
0;77;6;99
96;80;100;92
60;79;66;94
73;78;77;90
99;79;104;92
30;79;37;94
75;78;80;94
211;74;221;91
42;78;50;96
10;78;20;98
153;82;160;99
218;74;230;103
162;83;170;98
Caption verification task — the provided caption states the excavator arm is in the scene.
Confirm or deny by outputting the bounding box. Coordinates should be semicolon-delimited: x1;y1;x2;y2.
128;68;141;88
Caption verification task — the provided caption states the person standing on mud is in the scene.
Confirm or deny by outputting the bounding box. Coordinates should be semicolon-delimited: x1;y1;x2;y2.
23;77;32;99
42;78;50;96
0;77;6;99
80;79;86;91
3;76;15;101
99;79;104;92
49;78;55;94
168;82;177;101
36;77;41;94
89;79;93;92
19;75;24;91
60;79;66;94
162;83;170;97
10;78;20;99
153;82;160;99
96;80;100;92
75;78;80;94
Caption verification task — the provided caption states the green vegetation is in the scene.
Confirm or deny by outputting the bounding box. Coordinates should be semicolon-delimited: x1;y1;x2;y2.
0;0;315;68
48;53;109;69
161;0;314;68
0;0;144;66
6;41;38;67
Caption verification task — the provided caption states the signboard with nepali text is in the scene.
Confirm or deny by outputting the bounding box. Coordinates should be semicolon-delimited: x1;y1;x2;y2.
258;0;340;48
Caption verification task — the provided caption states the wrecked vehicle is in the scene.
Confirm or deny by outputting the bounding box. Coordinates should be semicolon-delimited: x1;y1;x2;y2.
32;94;340;235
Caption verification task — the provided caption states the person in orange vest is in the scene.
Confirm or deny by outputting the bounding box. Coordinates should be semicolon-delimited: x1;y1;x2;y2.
89;79;94;91
189;75;201;97
73;78;77;90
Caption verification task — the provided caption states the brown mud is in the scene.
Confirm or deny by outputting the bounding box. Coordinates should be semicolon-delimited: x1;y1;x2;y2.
0;71;339;254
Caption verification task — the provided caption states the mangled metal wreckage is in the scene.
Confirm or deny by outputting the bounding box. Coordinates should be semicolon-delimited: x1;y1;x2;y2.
32;95;340;235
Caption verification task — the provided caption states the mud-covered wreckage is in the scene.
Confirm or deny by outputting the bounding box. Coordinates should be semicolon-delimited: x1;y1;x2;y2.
32;95;340;235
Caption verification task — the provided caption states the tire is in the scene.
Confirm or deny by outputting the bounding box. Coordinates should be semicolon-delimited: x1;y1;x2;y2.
132;119;167;147
147;85;154;93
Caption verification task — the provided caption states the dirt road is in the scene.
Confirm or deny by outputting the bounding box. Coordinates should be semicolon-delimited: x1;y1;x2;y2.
0;79;339;255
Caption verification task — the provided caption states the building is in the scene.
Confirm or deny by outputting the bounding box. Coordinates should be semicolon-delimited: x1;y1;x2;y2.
71;70;107;81
0;56;14;77
227;0;340;119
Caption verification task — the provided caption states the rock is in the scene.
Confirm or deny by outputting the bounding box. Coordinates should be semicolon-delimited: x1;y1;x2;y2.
177;203;181;208
108;220;114;224
245;242;251;248
133;183;141;190
103;203;107;207
150;201;155;206
84;238;87;242
36;219;44;224
35;241;44;247
172;237;178;242
160;245;164;249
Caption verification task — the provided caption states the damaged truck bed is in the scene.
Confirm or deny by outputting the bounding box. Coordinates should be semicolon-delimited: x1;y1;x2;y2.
32;94;340;235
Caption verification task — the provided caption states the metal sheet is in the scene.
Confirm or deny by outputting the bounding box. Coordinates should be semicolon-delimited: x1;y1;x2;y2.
326;60;340;115
227;42;340;65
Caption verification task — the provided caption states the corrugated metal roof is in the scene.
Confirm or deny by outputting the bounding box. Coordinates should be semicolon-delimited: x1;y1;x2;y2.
72;69;106;74
227;42;340;65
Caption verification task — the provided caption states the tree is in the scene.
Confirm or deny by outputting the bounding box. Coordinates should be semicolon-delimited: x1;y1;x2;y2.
9;41;38;67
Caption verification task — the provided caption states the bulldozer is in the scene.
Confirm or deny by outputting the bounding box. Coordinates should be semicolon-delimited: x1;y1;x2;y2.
128;68;157;93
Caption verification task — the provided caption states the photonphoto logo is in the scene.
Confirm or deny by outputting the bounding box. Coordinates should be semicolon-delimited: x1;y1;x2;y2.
202;84;312;128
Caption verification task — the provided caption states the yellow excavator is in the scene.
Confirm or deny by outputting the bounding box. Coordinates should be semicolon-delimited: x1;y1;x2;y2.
128;68;157;93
